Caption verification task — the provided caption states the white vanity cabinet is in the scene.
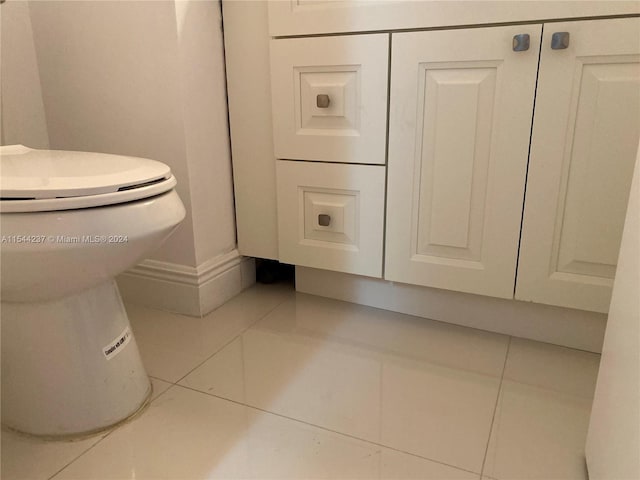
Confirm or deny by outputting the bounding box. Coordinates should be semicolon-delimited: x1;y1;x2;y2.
384;18;640;311
229;2;640;313
516;18;640;313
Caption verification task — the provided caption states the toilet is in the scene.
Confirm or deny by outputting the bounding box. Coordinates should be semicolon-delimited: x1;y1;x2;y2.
0;145;186;437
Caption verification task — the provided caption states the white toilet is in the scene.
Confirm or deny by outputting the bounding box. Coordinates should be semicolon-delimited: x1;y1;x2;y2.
0;145;186;437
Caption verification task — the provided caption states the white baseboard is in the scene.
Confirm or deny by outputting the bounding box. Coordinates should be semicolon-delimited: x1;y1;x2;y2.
296;266;607;353
117;250;256;317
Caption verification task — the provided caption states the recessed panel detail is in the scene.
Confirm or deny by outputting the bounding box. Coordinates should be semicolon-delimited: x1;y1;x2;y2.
302;189;359;246
270;34;388;164
297;68;360;133
414;63;498;264
554;61;640;279
276;160;385;278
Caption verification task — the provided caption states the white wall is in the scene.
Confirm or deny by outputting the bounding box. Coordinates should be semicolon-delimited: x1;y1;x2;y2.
586;146;640;478
0;0;49;149
174;0;236;265
2;0;250;315
28;0;199;267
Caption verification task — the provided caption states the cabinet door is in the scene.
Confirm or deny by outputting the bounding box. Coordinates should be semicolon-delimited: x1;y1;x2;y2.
385;25;541;298
516;18;640;313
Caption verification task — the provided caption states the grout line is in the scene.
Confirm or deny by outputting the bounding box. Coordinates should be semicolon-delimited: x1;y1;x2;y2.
48;288;292;479
176;383;482;477
149;377;178;400
47;381;178;480
479;336;512;478
523;340;601;357
46;428;117;480
173;290;294;386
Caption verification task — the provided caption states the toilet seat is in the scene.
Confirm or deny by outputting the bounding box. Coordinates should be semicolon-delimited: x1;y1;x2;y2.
0;145;177;213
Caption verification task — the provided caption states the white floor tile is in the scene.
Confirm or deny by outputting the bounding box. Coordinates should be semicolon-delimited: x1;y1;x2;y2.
181;293;509;473
483;338;600;480
7;285;600;480
127;283;293;382
51;385;477;480
0;376;172;480
381;450;480;479
1;428;107;480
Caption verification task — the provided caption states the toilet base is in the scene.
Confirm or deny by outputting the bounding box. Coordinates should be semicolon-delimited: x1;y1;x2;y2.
1;280;151;437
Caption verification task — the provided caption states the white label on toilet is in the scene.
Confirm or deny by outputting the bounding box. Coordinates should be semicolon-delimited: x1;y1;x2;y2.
103;327;132;360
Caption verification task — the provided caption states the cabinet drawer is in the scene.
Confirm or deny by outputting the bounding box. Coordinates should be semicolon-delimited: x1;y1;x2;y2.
276;160;385;277
270;34;388;165
267;1;640;37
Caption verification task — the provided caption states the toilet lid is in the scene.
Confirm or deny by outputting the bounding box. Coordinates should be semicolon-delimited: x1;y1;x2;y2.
0;145;176;213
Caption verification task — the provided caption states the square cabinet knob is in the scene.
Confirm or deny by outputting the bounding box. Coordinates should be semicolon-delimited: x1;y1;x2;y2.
316;94;331;108
318;214;331;226
551;32;570;50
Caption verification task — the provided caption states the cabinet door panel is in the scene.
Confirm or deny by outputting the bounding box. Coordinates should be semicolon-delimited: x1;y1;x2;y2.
417;63;497;263
385;26;541;298
516;18;640;313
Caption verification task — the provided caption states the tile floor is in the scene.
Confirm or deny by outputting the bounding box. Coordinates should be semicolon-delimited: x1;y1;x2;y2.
1;282;601;480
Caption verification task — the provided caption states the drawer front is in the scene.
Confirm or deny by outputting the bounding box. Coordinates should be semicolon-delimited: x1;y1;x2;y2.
270;34;388;165
276;160;385;277
267;1;640;37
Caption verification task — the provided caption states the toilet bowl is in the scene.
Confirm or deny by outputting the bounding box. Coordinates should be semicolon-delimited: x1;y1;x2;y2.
0;145;186;437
